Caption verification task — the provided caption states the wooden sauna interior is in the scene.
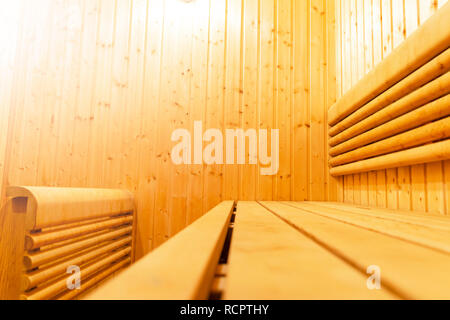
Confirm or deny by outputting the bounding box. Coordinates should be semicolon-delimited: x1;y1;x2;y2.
1;0;450;300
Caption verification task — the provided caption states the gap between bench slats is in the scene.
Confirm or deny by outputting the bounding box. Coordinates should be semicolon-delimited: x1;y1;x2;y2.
287;202;450;255
84;201;235;300
224;201;395;300
262;201;450;300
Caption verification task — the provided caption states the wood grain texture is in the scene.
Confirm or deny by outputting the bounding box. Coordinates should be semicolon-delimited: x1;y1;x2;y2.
85;201;234;300
0;0;337;260
335;0;450;214
224;201;394;300
265;201;450;299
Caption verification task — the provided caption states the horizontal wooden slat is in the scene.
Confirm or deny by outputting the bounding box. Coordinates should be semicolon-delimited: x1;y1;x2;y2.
329;48;450;137
287;202;450;254
328;1;450;125
330;139;450;176
22;236;132;291
22;247;131;300
261;201;450;299
330;71;450;147
6;186;134;230
84;201;235;300
224;202;395;299
25;215;133;250
330;93;450;156
24;226;132;269
330;117;450;166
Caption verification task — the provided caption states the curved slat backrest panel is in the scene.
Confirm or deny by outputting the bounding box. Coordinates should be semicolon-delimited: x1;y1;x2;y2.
85;201;235;300
0;186;135;300
6;186;134;230
328;2;450;126
329;2;450;177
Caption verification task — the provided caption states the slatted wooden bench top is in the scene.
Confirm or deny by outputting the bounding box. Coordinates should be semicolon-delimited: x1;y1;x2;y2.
86;201;450;300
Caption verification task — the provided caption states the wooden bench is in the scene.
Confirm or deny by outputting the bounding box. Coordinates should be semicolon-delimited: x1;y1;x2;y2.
85;200;450;300
85;6;450;300
0;186;135;300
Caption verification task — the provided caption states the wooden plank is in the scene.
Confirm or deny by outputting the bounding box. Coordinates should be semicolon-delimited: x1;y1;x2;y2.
0;199;27;300
426;161;445;214
263;201;450;299
372;0;383;66
275;0;292;200
185;0;210;226
350;0;358;85
225;201;394;299
397;166;412;211
392;0;405;49
445;160;450;215
344;174;354;203
329;117;450;166
203;0;225;209
135;0;165;256
329;71;450;151
119;0;146;196
360;172;369;206
386;168;399;210
355;0;365;81
310;0;326;201
336;0;343;98
326;0;338;201
404;0;419;37
85;201;234;300
311;201;450;229
368;171;378;206
331;140;450;177
153;0;181;248
293;0;309;201
70;0;100;188
55;0;85;187
296;202;450;254
86;0;116;188
223;0;243;202
240;0;258;201
258;0;275;200
328;1;450;125
342;0;352;94
353;173;361;205
411;164;427;212
376;170;387;208
363;0;373;74
169;0;194;237
104;0;131;190
419;0;440;24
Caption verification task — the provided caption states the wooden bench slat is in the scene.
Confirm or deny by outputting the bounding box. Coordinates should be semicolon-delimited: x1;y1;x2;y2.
84;201;235;300
224;202;395;300
261;201;450;299
287;202;450;254
309;202;450;230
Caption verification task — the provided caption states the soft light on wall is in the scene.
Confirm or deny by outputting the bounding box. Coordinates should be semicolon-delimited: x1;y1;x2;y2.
0;0;21;66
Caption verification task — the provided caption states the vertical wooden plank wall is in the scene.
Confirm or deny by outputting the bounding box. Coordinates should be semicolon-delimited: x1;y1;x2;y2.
334;0;450;215
0;0;333;259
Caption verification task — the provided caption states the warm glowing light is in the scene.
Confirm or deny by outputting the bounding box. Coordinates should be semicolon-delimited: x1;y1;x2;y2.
0;0;22;66
167;0;207;21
